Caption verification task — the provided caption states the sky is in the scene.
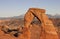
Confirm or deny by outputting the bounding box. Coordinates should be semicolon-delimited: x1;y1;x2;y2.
0;0;60;17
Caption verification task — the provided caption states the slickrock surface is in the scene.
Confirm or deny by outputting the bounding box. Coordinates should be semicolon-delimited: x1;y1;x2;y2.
0;19;60;39
0;8;59;39
24;8;58;39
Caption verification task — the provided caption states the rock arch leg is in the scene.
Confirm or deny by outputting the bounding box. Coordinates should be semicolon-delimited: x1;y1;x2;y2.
40;13;59;39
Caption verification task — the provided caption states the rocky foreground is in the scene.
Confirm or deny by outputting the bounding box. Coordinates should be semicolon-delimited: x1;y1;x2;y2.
0;18;60;39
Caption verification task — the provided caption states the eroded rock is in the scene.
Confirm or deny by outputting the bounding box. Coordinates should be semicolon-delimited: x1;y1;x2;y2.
24;8;58;39
0;8;59;39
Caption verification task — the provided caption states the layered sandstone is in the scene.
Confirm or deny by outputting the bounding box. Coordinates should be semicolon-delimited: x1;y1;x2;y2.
24;8;58;39
0;8;59;39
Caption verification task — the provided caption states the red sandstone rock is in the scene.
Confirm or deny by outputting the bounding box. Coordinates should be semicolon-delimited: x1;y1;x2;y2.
0;8;59;39
24;8;58;39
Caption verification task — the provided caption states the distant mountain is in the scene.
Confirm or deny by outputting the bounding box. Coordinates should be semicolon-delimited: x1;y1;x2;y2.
0;15;24;20
46;14;53;18
47;14;60;18
0;14;60;20
53;14;60;18
11;15;24;18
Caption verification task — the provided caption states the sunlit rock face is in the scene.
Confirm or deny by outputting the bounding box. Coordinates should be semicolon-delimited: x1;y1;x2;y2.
24;8;58;39
0;8;59;39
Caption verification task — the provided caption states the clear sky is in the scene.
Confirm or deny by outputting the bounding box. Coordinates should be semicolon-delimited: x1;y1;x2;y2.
0;0;60;17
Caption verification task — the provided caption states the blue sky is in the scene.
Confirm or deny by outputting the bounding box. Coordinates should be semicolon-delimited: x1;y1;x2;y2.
0;0;60;17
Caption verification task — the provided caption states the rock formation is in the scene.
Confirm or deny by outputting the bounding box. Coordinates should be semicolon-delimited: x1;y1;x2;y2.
24;8;58;39
1;8;59;39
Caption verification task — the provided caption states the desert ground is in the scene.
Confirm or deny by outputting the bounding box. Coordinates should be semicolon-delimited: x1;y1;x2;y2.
0;17;60;39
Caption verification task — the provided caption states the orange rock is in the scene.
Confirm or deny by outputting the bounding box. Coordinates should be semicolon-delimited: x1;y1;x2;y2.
24;8;58;39
0;8;59;39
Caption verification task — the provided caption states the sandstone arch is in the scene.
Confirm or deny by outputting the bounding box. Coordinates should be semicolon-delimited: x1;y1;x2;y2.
24;8;58;39
1;8;59;39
